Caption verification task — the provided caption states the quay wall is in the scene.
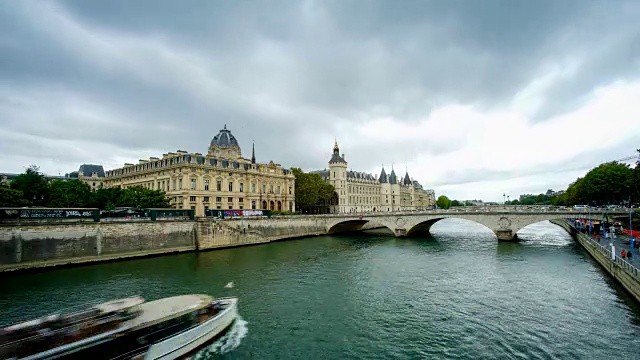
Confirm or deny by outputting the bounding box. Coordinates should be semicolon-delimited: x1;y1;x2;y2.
0;216;385;272
551;219;640;304
0;221;196;272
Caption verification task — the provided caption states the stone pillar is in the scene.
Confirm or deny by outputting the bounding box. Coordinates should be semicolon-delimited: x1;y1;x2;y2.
495;229;515;241
394;228;407;237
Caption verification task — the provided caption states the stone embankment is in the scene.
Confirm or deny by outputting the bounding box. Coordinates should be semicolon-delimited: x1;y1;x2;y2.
551;219;640;304
0;221;196;272
0;218;384;272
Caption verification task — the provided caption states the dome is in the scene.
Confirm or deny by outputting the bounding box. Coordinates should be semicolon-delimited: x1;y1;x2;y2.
210;125;239;148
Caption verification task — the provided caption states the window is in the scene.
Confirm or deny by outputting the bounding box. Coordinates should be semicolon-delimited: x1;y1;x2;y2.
191;179;196;190
228;173;232;177
217;180;222;191
270;185;274;193
157;181;160;189
252;183;256;193
204;180;209;191
239;183;244;192
178;179;182;189
239;205;243;209
190;196;196;202
228;205;233;209
228;182;233;192
172;179;176;190
289;186;292;195
216;197;222;202
239;198;243;203
252;201;256;209
204;206;209;211
204;196;209;202
216;205;221;209
228;197;233;202
179;196;183;203
277;185;281;194
262;184;266;193
191;206;195;211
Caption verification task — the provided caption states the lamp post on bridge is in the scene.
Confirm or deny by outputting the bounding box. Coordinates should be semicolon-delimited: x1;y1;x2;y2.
503;193;506;209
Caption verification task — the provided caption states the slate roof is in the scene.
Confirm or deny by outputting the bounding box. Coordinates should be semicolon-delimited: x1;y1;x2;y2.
389;169;397;184
403;171;412;185
347;171;376;181
379;167;388;183
210;124;239;148
78;164;105;177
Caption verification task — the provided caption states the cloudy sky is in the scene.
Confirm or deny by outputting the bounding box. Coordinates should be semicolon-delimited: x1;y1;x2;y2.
1;0;639;202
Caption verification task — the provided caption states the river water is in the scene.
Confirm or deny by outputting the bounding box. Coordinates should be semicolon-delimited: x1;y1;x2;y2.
2;219;640;359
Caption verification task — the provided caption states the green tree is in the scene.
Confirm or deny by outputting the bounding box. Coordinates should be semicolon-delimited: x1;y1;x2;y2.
436;195;451;209
89;187;126;209
119;186;170;210
451;199;461;207
48;180;92;208
291;168;336;214
0;185;29;207
10;165;49;206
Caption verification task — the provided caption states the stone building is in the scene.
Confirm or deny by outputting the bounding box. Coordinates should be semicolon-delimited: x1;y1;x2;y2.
103;125;295;216
67;164;106;191
311;140;436;213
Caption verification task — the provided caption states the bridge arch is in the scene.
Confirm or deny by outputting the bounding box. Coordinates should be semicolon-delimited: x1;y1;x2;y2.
327;219;371;234
405;217;498;238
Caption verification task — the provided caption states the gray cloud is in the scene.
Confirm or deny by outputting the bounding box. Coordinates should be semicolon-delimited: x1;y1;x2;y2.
1;0;639;199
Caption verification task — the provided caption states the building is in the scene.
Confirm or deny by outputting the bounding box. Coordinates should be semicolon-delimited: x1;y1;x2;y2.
103;125;295;216
66;164;106;191
310;140;436;213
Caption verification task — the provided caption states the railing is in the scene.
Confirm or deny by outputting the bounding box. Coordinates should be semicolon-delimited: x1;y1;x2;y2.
575;225;640;279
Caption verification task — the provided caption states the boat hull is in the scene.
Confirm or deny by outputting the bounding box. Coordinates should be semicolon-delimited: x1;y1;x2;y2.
143;298;238;360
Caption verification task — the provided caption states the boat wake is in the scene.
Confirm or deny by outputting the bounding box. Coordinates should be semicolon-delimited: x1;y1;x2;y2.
191;316;248;359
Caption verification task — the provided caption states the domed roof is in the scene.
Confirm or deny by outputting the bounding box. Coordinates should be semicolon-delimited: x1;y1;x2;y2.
210;125;239;148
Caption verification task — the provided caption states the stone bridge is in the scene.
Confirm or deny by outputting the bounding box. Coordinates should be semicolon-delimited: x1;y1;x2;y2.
322;209;630;241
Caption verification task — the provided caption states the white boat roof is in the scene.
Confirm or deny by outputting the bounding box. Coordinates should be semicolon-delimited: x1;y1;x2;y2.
94;296;145;313
125;294;212;328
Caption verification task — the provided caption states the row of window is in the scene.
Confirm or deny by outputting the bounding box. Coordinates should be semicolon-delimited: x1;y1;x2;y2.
138;179;293;195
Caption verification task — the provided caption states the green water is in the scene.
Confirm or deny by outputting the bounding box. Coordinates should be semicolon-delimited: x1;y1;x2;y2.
2;219;640;359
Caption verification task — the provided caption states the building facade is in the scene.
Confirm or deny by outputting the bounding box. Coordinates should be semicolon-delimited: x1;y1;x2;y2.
67;164;106;191
103;125;295;216
311;141;436;213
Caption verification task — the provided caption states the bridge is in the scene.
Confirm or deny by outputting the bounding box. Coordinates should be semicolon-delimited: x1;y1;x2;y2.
322;209;630;240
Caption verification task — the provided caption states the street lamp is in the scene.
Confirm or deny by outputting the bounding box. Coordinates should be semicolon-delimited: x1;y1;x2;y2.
503;193;506;209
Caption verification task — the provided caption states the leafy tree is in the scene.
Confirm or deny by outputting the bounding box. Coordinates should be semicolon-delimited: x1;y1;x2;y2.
291;168;336;214
10;165;49;206
119;186;170;210
451;199;461;207
0;185;29;207
436;195;451;209
48;180;92;208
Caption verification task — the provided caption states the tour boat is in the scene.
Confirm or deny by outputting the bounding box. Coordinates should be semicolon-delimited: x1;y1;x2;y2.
0;294;238;360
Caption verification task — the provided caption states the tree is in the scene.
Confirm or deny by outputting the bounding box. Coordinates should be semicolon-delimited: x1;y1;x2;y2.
0;185;29;207
451;199;461;207
119;186;170;210
48;180;92;208
291;168;336;214
436;195;451;209
10;165;49;206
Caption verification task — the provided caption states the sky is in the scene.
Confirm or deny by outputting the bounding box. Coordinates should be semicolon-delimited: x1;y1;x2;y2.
1;0;639;202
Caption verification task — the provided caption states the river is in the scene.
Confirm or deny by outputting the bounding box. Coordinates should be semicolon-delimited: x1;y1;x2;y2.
2;219;640;359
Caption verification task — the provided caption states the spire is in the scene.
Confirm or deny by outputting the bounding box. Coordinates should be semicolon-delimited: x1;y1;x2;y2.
333;138;339;153
224;124;227;130
251;141;256;164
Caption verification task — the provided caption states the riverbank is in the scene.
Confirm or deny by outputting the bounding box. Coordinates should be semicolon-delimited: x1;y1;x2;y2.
0;218;388;272
551;219;640;304
0;221;196;272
